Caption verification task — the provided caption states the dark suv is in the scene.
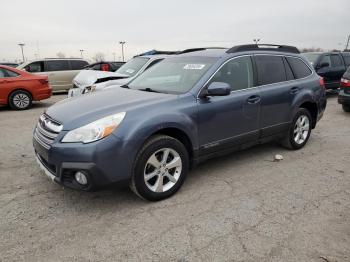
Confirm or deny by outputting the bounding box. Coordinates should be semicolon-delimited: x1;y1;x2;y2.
303;52;350;89
33;44;327;201
338;67;350;112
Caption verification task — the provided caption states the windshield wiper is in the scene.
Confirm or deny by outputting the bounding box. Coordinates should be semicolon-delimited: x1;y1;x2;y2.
120;84;130;89
138;88;163;93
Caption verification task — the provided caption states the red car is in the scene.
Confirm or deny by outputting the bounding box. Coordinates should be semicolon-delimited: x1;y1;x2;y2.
0;65;52;110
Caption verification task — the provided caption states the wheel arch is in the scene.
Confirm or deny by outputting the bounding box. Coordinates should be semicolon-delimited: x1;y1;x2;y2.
299;101;318;129
147;127;195;167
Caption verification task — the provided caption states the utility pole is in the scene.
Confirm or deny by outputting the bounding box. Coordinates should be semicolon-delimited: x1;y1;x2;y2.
345;35;350;51
119;41;126;62
79;49;84;59
18;43;25;63
253;39;260;45
112;52;116;62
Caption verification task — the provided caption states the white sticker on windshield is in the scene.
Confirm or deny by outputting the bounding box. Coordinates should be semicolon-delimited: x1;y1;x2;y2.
183;64;206;70
126;69;135;74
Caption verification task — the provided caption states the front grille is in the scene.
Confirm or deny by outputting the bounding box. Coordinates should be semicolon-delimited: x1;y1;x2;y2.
34;114;63;149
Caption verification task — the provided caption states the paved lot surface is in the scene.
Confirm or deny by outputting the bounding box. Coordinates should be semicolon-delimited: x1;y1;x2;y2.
0;94;349;262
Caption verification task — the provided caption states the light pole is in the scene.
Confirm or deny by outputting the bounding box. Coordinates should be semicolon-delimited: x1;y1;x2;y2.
79;49;84;59
112;52;116;62
345;35;350;51
253;39;260;45
18;43;25;63
119;41;126;62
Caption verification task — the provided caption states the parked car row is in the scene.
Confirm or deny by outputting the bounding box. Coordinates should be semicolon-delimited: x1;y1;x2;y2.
338;66;350;112
33;44;327;201
68;50;182;98
303;52;350;89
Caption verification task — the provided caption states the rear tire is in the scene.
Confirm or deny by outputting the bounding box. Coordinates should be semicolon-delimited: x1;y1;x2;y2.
281;108;312;150
130;135;189;201
342;104;350;112
9;90;32;110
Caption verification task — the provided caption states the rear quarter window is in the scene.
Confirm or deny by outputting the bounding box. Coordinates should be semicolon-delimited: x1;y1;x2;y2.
286;57;312;79
0;68;20;78
330;54;343;67
255;55;286;85
343;55;350;67
343;67;350;79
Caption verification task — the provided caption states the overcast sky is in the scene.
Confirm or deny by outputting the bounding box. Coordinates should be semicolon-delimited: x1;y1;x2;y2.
1;0;349;62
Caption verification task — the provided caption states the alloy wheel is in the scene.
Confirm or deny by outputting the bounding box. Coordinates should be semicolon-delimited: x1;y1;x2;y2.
144;148;182;193
293;115;310;144
13;93;30;109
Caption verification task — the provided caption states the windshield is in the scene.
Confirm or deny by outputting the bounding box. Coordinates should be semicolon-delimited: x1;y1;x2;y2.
115;57;149;77
302;53;321;66
128;57;217;94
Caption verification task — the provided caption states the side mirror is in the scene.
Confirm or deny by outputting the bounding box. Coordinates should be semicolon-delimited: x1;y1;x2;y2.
202;82;231;97
319;62;330;69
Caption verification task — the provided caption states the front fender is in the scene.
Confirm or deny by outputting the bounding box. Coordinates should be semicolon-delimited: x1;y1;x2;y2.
118;113;198;147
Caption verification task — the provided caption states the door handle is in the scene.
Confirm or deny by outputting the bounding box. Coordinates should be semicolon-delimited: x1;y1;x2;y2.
247;95;261;104
290;87;299;95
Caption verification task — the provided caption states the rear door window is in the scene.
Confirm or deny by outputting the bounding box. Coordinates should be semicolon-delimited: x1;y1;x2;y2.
70;60;89;70
286;57;312;79
45;60;70;71
255;55;286;85
330;54;343;67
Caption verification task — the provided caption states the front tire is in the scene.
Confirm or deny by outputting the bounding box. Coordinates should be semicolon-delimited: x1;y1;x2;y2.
342;104;350;112
130;135;189;201
9;90;32;110
281;108;312;150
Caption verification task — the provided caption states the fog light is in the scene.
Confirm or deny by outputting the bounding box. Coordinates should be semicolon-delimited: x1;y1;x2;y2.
75;171;88;185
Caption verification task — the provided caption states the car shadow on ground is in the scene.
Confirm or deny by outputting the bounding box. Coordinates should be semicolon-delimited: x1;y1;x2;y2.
44;141;289;212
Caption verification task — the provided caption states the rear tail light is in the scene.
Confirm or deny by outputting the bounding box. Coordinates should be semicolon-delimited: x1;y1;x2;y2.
38;79;49;85
340;78;350;88
319;77;325;88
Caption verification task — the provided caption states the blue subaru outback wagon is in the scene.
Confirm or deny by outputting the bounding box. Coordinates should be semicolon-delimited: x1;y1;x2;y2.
33;44;327;201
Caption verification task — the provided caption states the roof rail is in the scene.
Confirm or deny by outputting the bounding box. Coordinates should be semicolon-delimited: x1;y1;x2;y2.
226;44;300;54
44;57;83;60
178;47;227;54
135;50;180;57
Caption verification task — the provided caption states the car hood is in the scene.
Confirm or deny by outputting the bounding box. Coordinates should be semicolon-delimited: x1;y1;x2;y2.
73;70;129;88
46;87;175;130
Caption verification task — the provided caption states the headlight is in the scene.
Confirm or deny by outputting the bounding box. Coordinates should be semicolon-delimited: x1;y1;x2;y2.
84;85;97;94
61;112;126;143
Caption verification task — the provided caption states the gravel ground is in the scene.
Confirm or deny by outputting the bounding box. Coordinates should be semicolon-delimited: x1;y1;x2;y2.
0;93;349;262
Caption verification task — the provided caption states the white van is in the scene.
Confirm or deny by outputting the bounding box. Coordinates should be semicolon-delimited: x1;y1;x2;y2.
17;59;89;91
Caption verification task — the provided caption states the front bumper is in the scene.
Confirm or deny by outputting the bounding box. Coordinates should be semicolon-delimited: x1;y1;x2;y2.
338;90;350;105
33;133;138;191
